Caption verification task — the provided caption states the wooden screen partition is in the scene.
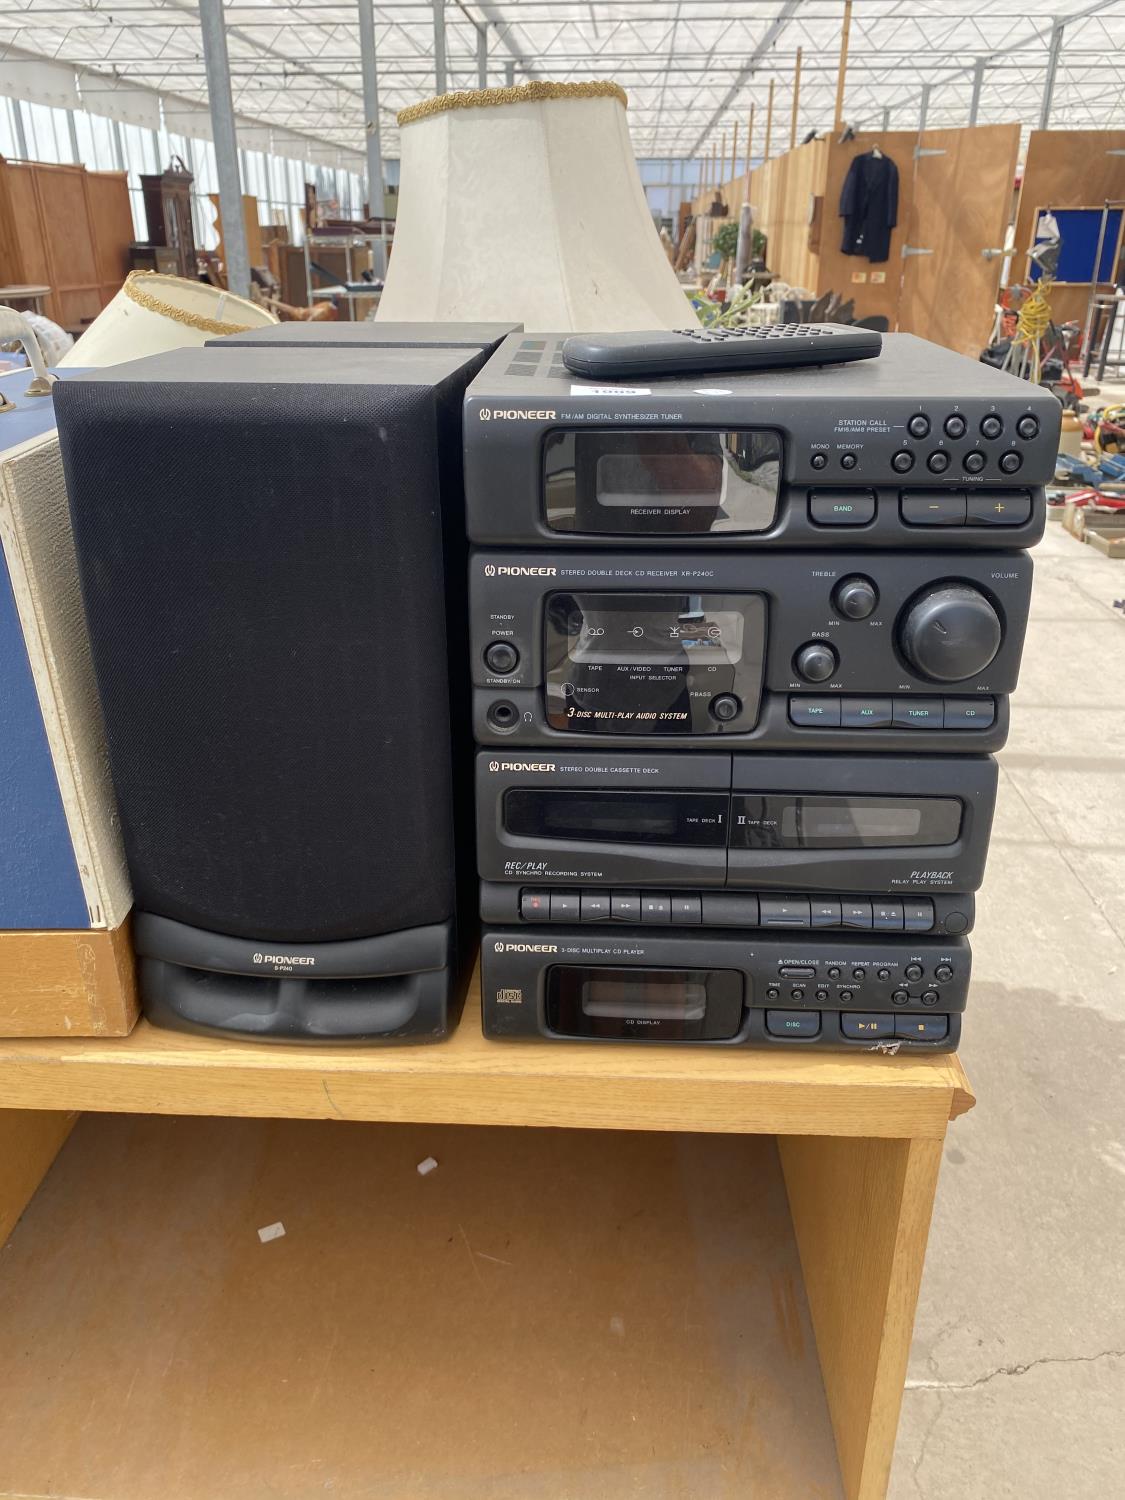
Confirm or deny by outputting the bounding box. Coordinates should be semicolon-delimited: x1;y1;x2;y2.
746;138;828;294
0;159;133;328
1014;130;1125;330
897;123;1020;358
692;123;1021;356
86;170;134;310
817;130;920;327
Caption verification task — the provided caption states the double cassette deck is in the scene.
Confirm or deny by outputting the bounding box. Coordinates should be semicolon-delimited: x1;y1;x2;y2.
465;332;1056;1052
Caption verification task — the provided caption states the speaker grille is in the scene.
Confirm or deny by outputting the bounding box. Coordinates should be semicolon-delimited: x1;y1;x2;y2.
57;354;473;944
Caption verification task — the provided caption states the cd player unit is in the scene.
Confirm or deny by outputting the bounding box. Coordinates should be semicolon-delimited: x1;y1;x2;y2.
471;549;1031;751
482;929;969;1051
464;332;1058;549
475;751;996;895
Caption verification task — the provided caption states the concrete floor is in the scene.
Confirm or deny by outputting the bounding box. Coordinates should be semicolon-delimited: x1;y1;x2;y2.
888;517;1125;1498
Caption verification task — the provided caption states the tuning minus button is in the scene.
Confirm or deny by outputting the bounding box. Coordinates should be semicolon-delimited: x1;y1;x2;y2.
901;491;967;526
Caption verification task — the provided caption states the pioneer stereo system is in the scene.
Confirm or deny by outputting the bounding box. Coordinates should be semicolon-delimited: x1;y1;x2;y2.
464;331;1053;1051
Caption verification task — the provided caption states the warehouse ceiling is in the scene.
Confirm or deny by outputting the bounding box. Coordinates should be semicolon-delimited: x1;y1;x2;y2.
1;0;1123;164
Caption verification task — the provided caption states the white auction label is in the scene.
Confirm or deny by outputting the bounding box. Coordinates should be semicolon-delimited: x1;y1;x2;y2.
570;385;652;396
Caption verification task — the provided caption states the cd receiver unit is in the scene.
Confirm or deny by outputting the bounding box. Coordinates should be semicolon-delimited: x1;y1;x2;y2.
471;549;1032;751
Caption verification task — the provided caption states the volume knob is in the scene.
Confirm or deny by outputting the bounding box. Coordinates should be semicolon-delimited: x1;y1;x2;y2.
899;585;1002;682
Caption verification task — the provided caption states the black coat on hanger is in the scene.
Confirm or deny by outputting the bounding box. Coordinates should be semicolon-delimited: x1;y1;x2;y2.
839;150;899;263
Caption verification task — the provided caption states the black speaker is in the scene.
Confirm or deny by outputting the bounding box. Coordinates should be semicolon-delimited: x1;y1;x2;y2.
54;345;482;1042
209;321;522;351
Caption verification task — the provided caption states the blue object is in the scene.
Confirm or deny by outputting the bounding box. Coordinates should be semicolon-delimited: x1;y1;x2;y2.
0;364;93;928
1031;207;1123;284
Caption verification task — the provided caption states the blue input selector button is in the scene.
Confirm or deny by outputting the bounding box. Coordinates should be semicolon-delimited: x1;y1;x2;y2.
892;697;944;728
789;695;841;727
943;697;996;729
842;696;892;727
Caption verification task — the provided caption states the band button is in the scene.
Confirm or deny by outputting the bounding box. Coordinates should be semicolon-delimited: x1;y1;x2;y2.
809;489;876;526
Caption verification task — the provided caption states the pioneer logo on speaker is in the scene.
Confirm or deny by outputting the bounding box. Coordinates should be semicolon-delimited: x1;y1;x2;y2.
253;952;317;966
494;940;559;954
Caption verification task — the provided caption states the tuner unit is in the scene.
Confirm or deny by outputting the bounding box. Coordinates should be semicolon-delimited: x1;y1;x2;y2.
464;332;1058;549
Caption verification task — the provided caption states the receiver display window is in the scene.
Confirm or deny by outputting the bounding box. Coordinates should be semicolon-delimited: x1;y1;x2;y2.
544;430;781;535
503;789;729;846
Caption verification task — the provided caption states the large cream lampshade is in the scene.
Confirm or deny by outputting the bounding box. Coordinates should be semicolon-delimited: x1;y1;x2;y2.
376;81;689;332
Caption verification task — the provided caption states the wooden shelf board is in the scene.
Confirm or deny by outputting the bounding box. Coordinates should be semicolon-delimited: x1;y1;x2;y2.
0;1114;846;1500
0;972;974;1138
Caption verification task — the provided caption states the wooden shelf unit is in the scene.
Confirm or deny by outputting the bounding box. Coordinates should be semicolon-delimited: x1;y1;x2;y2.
0;971;973;1500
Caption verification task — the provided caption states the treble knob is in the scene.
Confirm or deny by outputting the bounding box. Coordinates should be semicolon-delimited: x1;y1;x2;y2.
898;584;1002;682
832;575;878;620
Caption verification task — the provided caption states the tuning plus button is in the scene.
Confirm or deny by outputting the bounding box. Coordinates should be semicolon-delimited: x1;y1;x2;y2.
898;585;1003;682
999;451;1023;474
832;575;878;620
484;640;520;674
794;641;839;683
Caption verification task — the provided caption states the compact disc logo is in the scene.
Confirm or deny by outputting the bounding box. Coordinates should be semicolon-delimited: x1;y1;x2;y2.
484;563;497;576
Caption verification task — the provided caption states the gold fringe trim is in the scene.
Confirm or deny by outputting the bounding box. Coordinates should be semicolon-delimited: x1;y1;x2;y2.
397;80;627;127
121;272;260;335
